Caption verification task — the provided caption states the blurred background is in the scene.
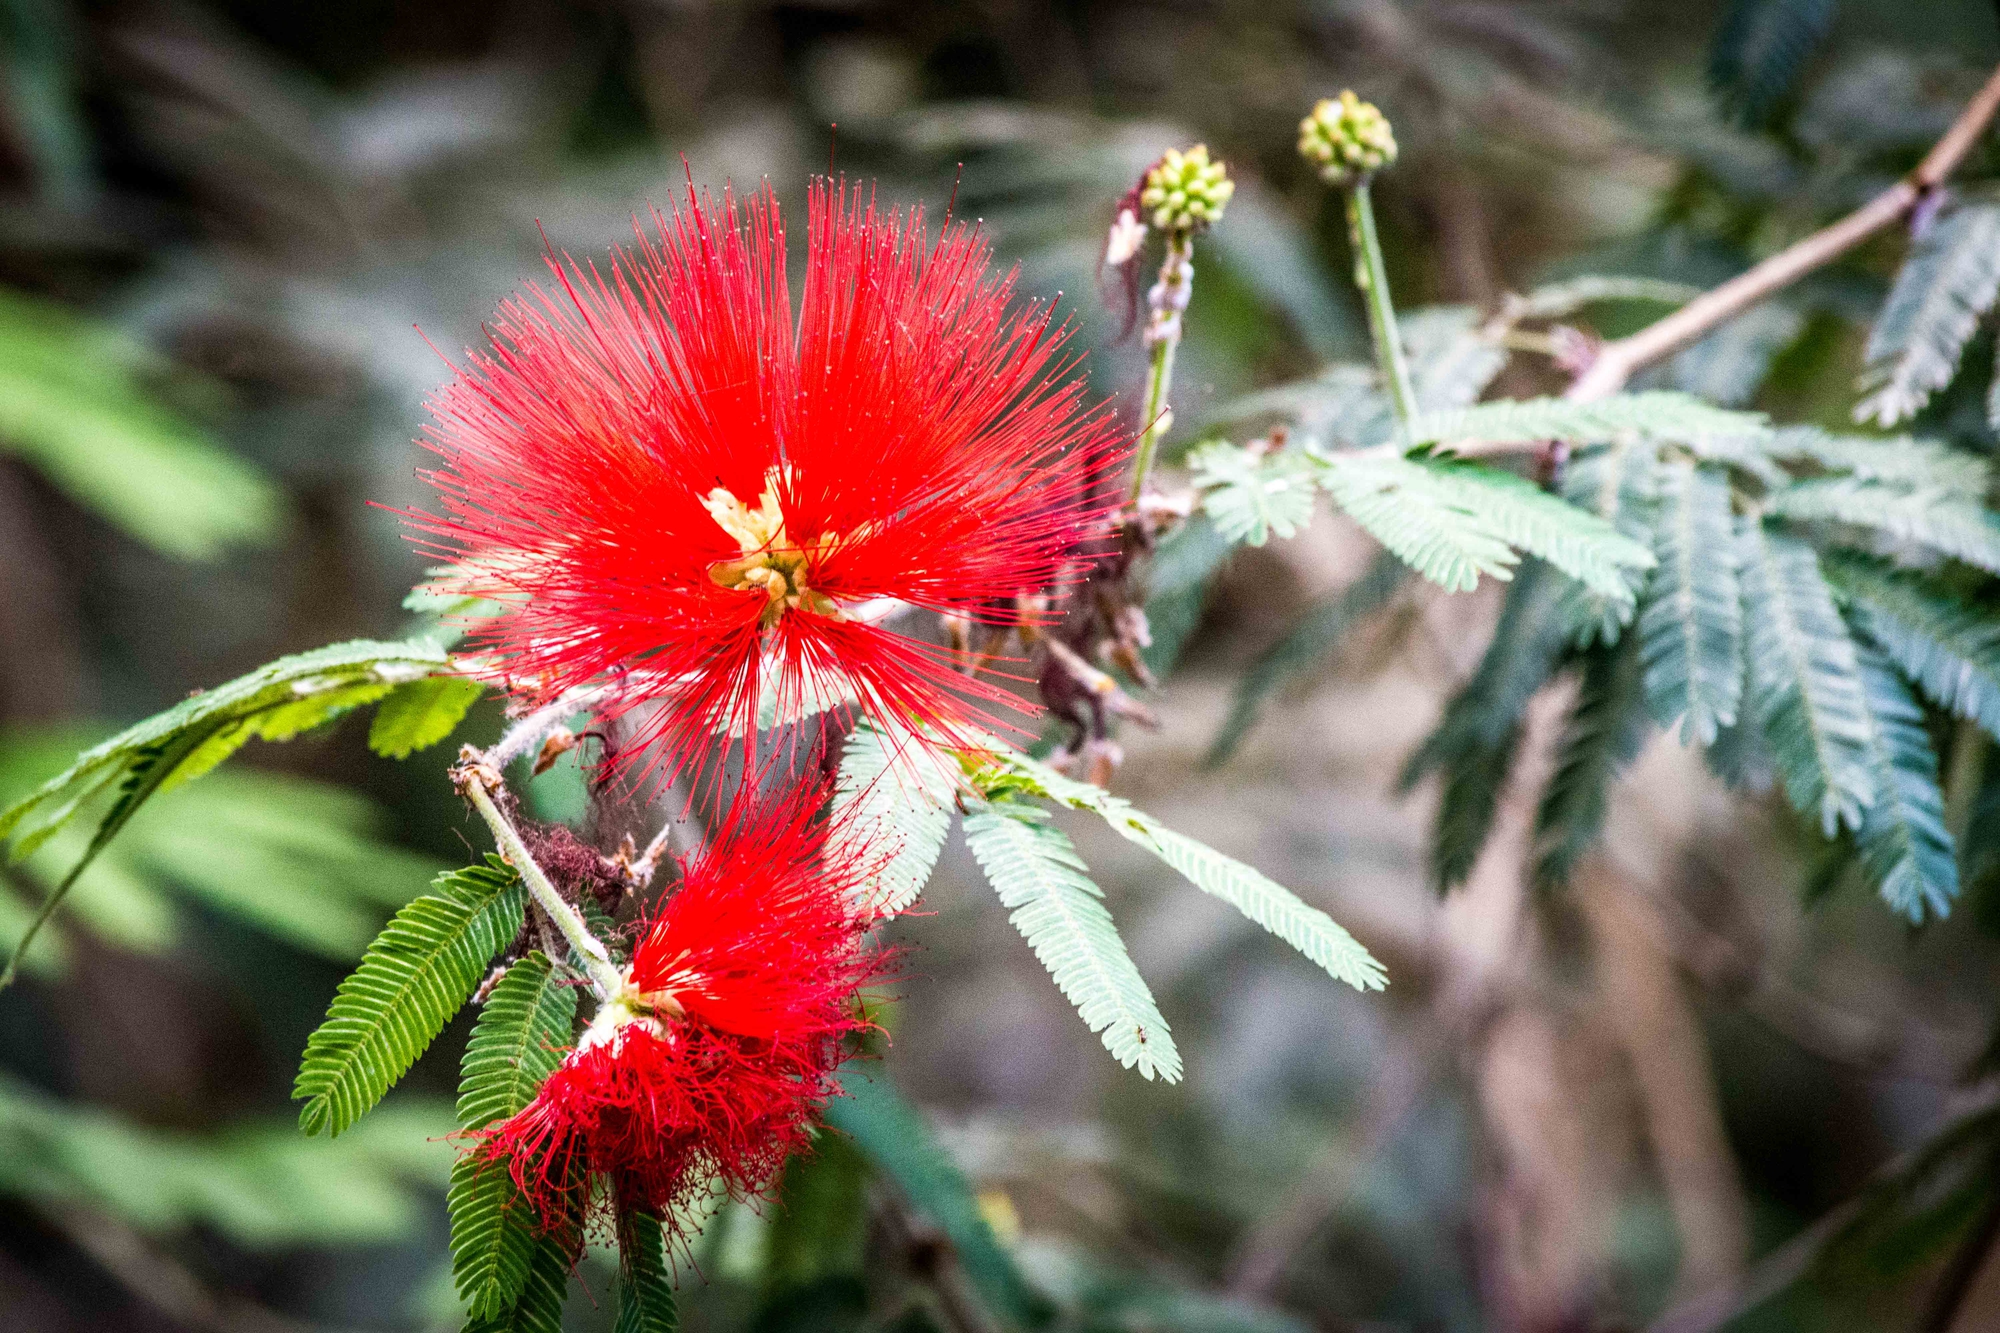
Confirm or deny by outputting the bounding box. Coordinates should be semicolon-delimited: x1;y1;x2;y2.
6;0;2000;1329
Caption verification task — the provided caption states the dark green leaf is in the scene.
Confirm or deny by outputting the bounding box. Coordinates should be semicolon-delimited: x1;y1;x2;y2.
1851;643;1959;923
295;858;525;1137
1535;633;1650;892
614;1210;678;1333
1740;521;1875;835
464;1231;573;1333
450;953;576;1320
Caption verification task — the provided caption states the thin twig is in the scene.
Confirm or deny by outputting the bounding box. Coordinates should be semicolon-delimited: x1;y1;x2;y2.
452;748;624;999
1569;61;2000;403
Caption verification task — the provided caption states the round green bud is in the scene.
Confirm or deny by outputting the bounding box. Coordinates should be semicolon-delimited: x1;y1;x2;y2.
1138;144;1234;233
1298;91;1397;185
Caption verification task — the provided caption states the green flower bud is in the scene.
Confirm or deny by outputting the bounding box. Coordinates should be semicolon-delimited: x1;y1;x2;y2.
1298;91;1397;185
1138;144;1234;233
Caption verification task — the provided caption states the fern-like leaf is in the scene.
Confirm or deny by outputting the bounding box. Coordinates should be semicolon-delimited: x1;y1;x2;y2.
1857;201;2000;426
295;857;525;1137
1188;440;1318;547
963;800;1181;1081
831;717;960;918
1404;563;1574;891
1;639;451;861
1739;521;1875;834
1765;426;1989;493
613;1211;678;1333
1555;439;1661;647
1317;452;1654;598
1708;0;1837;128
1535;635;1650;892
1827;554;2000;740
1141;824;1386;991
1408;392;1768;451
1640;459;1744;744
977;748;1386;991
1769;477;2000;575
449;953;575;1320
464;1232;573;1333
1206;553;1406;766
1851;643;1958;923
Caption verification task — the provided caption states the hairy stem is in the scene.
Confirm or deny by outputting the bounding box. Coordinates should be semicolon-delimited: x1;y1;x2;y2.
1347;180;1418;430
1129;231;1194;501
455;759;625;999
487;685;604;770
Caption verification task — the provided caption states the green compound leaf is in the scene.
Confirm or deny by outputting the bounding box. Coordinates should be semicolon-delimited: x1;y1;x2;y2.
1406;391;1768;451
1740;521;1875;836
1534;634;1650;893
369;676;486;760
295;857;525;1137
1856;201;2000;427
1315;451;1654;599
964;800;1182;1082
1406;562;1574;892
613;1210;679;1333
1769;477;2000;576
0;640;453;988
827;1067;1055;1330
1639;459;1743;745
2;639;452;859
463;1230;573;1333
1851;644;1959;924
1554;438;1661;648
981;748;1385;992
1764;426;1990;494
1827;554;2000;741
1188;440;1319;547
450;953;576;1321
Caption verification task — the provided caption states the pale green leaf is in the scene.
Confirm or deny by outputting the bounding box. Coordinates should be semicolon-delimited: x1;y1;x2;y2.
963;800;1182;1082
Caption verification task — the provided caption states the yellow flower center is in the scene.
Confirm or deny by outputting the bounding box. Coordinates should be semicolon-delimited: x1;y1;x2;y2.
703;471;849;629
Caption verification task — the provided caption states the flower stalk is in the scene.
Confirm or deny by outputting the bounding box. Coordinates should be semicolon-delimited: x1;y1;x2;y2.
1345;181;1417;432
453;750;625;1000
1130;231;1193;501
1125;144;1232;502
1300;92;1414;432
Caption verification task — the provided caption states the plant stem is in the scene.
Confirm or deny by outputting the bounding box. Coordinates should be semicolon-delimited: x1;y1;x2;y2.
1129;231;1194;502
456;762;625;999
1571;59;2000;402
1345;180;1417;432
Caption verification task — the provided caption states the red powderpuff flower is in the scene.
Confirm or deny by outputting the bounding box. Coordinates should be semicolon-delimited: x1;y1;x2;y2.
471;794;883;1239
412;178;1123;776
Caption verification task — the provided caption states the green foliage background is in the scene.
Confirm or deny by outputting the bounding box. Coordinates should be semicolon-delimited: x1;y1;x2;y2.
6;0;2000;1330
